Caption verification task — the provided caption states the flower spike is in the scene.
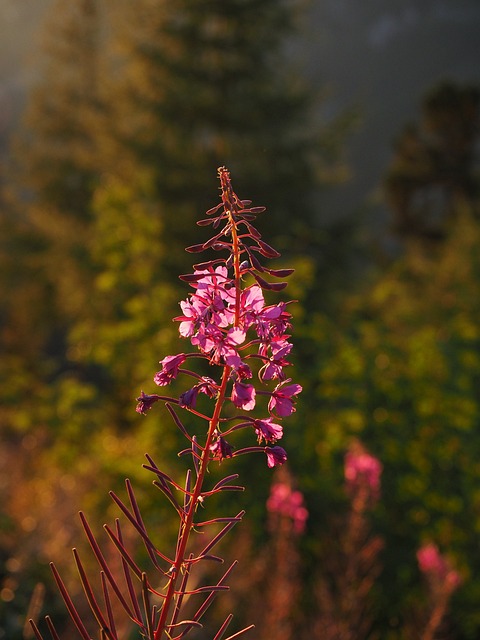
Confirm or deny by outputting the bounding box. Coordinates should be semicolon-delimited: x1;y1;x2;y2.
42;169;301;640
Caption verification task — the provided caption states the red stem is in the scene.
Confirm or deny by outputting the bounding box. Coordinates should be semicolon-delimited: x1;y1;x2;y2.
154;364;231;639
155;168;242;638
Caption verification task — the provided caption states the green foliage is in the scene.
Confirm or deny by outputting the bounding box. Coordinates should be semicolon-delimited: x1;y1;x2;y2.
8;1;480;638
295;213;480;637
1;1;353;636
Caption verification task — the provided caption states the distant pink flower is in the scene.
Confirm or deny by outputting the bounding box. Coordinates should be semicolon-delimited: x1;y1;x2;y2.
417;543;448;576
344;445;382;499
265;446;287;468
417;543;462;593
154;354;187;386
267;481;308;534
268;379;302;416
231;381;256;411
445;569;462;590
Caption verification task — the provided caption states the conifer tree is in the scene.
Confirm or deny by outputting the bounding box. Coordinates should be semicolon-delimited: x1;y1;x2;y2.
11;0;102;325
384;81;479;241
105;0;345;271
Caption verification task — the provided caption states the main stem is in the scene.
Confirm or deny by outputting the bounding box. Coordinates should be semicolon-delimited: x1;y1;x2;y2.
155;178;242;638
154;365;231;639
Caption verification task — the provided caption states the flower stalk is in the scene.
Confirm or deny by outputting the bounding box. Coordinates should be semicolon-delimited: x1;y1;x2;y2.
31;167;300;640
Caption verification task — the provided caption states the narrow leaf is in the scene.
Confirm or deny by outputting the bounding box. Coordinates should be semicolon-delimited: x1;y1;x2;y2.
28;620;44;640
185;243;206;253
205;202;223;216
126;480;165;572
73;549;115;640
212;614;233;640
198;511;245;557
165;403;192;440
224;626;256;640
177;562;238;639
114;520;145;627
45;617;61;640
179;585;229;595
79;513;138;623
142;573;155;640
186;554;224;565
101;573;117;640
256;239;281;258
109;492;175;564
211;475;240;491
168;619;203;629
263;268;295;277
49;563;91;640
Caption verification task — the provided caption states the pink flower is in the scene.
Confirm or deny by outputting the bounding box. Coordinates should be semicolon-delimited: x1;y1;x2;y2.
417;543;448;577
231;381;256;411
344;447;382;497
240;285;265;328
259;339;292;381
176;297;204;337
136;392;162;415
267;482;309;534
154;354;187;386
253;417;283;443
417;543;462;591
256;302;291;342
179;377;218;409
265;446;287;468
268;379;302;416
210;436;233;462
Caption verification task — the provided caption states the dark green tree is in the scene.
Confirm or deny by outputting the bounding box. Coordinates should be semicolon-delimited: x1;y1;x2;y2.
385;81;479;241
105;0;349;272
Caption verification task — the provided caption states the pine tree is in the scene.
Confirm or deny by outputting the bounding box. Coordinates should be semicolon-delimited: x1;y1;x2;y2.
384;81;479;241
105;0;345;271
11;0;103;326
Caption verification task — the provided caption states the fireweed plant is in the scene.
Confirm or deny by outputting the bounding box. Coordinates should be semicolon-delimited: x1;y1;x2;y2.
29;168;301;640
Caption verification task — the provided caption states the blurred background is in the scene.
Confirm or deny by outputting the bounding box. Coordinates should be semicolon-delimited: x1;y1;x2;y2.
1;0;480;638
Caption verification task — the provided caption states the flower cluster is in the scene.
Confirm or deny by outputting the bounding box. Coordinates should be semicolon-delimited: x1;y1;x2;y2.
417;543;462;591
267;481;309;534
344;441;382;503
137;167;301;468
